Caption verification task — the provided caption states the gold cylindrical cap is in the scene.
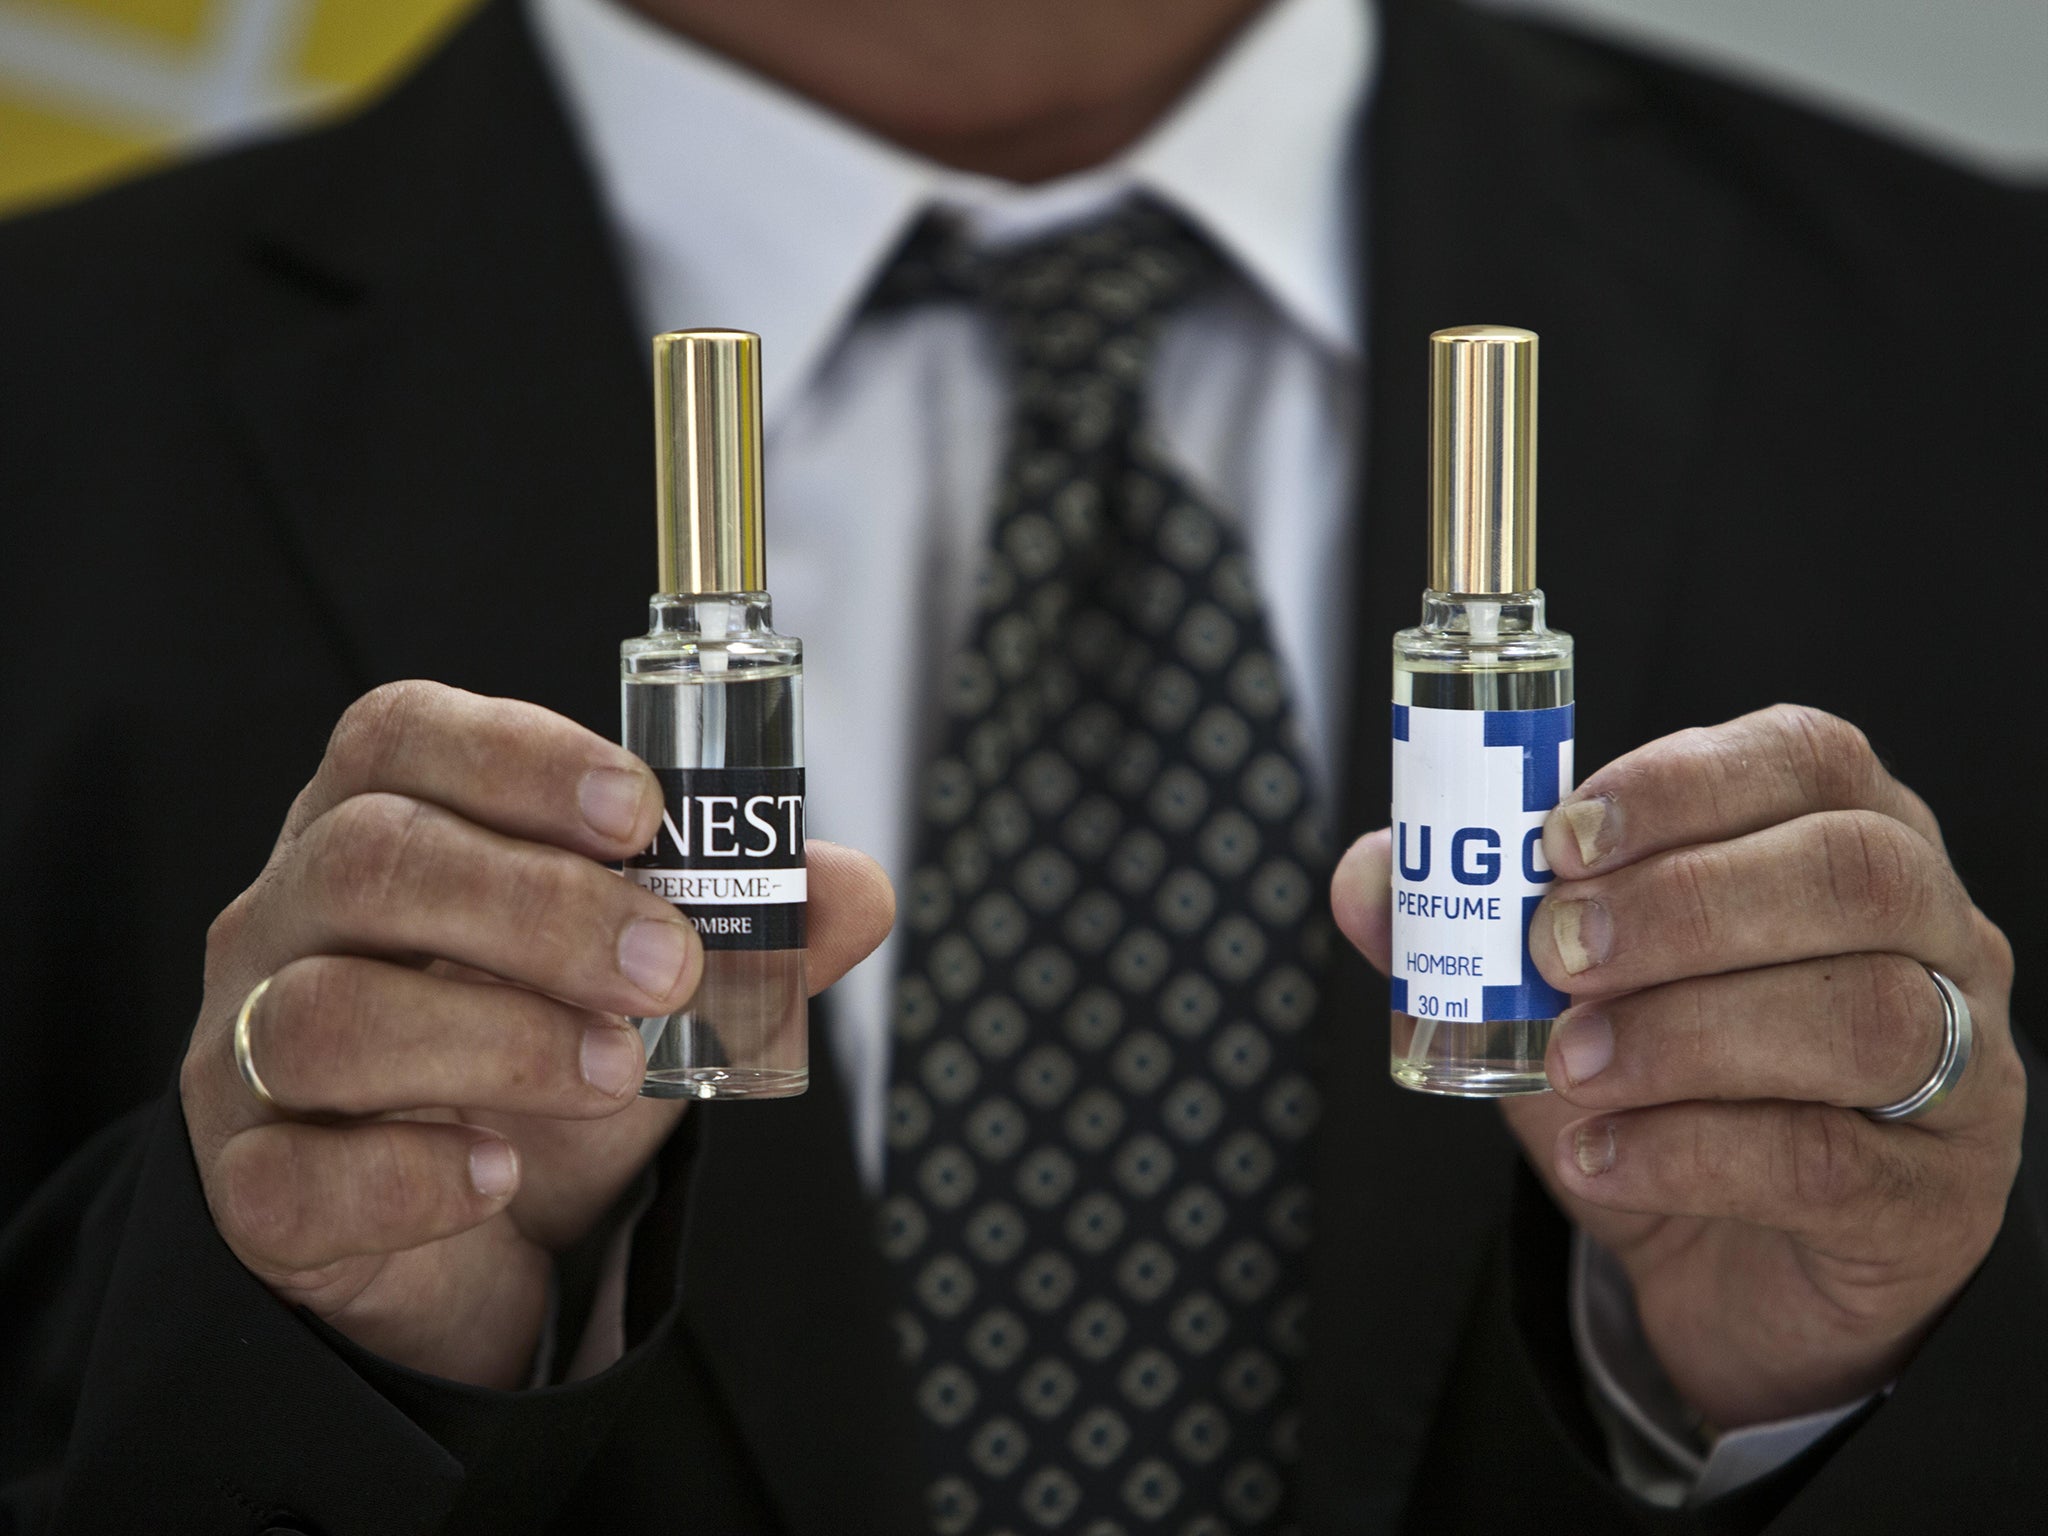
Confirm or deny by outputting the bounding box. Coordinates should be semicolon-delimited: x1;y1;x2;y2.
1429;324;1538;594
654;329;766;594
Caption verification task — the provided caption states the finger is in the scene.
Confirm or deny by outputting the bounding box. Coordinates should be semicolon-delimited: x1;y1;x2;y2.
284;681;663;861
211;1119;520;1274
225;955;644;1124
1549;1099;1944;1245
1545;704;1943;880
1545;954;1968;1118
805;840;897;994
1531;808;1982;998
1330;828;1393;976
257;793;701;1015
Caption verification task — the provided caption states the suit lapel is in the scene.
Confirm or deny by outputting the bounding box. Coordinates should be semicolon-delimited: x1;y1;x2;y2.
222;0;647;739
1303;2;1743;1527
220;6;921;1528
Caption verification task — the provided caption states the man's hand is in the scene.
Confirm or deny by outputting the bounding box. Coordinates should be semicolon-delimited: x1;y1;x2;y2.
181;682;893;1389
1333;704;2023;1430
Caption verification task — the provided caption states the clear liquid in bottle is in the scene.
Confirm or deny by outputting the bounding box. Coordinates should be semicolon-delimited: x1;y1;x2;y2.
624;595;807;1099
1390;592;1571;1095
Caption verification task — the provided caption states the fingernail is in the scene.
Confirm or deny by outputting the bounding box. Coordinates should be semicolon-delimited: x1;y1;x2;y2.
1551;899;1611;975
469;1138;518;1198
1574;1123;1616;1177
581;1022;642;1097
619;918;691;1000
1561;795;1618;867
579;767;651;841
1554;1010;1614;1086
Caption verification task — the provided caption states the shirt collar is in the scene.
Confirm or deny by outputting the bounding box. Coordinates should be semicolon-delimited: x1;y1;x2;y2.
529;0;1373;427
1125;0;1370;356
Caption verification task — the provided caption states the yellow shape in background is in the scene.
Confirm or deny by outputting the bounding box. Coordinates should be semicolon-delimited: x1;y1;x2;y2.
0;0;482;217
24;0;215;48
0;93;160;213
297;0;481;95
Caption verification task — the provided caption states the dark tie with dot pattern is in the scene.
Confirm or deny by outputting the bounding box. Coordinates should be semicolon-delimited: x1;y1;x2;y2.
873;199;1331;1536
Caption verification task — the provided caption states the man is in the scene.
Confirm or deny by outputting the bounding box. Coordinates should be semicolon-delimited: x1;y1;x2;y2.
1;0;2043;1531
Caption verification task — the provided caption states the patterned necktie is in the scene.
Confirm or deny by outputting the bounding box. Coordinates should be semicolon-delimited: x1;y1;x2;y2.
874;199;1331;1536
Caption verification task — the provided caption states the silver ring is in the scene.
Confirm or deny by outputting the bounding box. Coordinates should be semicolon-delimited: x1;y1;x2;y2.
1864;966;1973;1123
231;975;282;1113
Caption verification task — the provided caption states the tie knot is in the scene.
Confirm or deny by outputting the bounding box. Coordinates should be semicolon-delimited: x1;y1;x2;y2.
870;198;1222;448
873;196;1219;339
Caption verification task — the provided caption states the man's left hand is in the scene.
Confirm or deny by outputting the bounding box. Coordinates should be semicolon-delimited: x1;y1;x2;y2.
1333;703;2023;1431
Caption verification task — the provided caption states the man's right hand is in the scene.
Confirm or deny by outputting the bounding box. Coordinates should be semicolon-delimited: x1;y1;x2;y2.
179;681;893;1388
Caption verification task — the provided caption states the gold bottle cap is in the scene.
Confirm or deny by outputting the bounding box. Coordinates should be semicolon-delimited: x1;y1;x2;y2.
1429;324;1538;594
654;329;766;594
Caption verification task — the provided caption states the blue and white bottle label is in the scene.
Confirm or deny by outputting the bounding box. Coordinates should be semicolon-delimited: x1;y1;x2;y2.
1389;702;1573;1023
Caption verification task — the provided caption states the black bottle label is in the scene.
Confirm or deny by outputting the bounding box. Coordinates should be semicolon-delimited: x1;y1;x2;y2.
624;767;806;950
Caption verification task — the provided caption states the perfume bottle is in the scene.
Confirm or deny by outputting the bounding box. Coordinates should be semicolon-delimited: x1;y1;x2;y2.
622;330;808;1099
1389;326;1574;1095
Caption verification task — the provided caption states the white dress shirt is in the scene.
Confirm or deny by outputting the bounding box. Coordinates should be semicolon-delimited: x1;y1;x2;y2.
531;0;1366;1195
528;0;1864;1499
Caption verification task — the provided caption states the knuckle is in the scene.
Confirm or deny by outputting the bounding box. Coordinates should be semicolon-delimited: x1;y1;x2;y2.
1814;811;1927;937
1958;1006;2028;1143
1843;955;1940;1095
264;957;360;1097
192;894;271;1108
1671;1114;1720;1187
1672;724;1744;824
178;1032;213;1112
1662;1114;1744;1212
1671;1111;1730;1191
1608;725;1719;821
204;890;256;964
1780;1107;1869;1212
1771;703;1876;808
1980;1044;2029;1136
1676;983;1730;1079
353;1126;443;1235
500;845;592;955
1662;845;1724;959
212;1133;312;1262
507;1003;591;1095
1976;912;2016;995
326;680;443;785
1658;722;1720;774
503;1024;558;1097
201;876;283;995
309;792;439;919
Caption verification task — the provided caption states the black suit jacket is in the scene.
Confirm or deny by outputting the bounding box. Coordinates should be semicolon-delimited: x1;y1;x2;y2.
3;2;2045;1532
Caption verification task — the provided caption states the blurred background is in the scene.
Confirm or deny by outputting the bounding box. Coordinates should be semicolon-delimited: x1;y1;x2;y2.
0;0;2043;218
0;0;475;213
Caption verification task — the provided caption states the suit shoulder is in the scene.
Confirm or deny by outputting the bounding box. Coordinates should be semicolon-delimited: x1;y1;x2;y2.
0;132;310;319
0;0;520;326
1452;2;2046;295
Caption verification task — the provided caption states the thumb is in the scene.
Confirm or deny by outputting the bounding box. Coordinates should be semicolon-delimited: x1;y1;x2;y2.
1330;828;1392;976
804;839;896;994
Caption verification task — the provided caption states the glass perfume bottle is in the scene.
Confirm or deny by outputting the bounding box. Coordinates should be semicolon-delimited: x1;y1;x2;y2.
622;330;808;1099
1390;326;1574;1095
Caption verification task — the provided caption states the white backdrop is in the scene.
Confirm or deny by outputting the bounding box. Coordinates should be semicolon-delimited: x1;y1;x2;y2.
0;0;2041;202
1492;0;2048;179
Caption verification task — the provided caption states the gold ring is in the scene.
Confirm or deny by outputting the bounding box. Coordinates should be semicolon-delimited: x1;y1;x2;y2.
232;975;282;1112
